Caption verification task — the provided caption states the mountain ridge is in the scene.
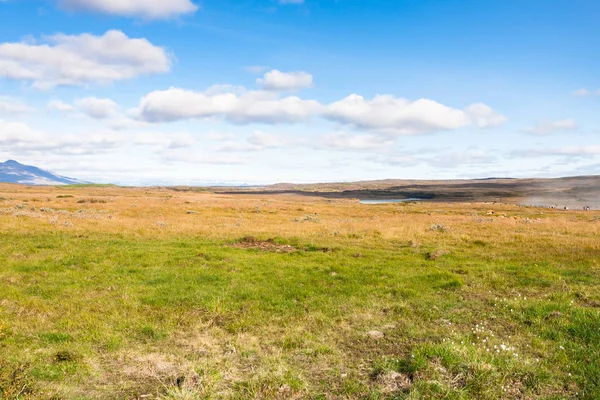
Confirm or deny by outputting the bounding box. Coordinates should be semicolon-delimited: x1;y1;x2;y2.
0;160;89;186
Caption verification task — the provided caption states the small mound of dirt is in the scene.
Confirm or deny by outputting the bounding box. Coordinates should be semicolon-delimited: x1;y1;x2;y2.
231;237;297;253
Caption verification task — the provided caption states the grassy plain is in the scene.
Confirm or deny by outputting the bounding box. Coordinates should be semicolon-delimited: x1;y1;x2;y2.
0;183;599;399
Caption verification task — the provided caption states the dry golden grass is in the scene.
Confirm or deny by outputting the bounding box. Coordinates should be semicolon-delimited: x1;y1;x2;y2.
2;183;598;243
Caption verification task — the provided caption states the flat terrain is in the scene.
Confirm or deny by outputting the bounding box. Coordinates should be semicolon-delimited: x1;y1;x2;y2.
1;183;599;399
219;176;600;209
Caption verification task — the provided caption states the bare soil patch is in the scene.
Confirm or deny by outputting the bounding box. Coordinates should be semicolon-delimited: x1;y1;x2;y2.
229;236;297;253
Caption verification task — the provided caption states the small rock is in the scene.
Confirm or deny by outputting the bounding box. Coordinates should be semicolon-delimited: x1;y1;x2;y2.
367;330;384;339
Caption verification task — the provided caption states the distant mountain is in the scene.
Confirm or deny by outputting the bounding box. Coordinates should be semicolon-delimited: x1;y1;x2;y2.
0;160;89;185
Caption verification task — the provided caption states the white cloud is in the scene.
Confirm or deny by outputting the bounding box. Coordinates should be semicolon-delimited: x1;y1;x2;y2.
162;152;250;165
465;103;507;128
57;0;198;19
572;88;590;96
510;146;600;160
75;97;119;119
321;132;394;151
325;94;491;135
134;131;167;146
427;150;497;168
46;99;75;112
257;69;313;91
134;131;195;149
0;120;121;155
556;146;600;156
372;155;421;167
214;141;260;152
0;30;171;89
167;132;195;149
213;130;395;154
539;146;600;157
204;131;235;141
0;97;31;115
245;65;269;74
372;149;496;168
247;131;291;148
525;119;577;135
215;131;296;152
47;97;149;128
106;116;150;130
0;121;45;146
134;87;321;124
134;85;504;136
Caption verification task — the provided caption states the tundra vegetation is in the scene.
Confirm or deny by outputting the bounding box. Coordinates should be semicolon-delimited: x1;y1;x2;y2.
0;183;599;399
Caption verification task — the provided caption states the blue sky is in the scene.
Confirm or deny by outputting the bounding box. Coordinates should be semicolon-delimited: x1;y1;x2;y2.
0;0;599;185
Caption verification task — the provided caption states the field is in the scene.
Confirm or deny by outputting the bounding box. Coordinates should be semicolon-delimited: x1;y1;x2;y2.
221;175;600;210
0;183;599;399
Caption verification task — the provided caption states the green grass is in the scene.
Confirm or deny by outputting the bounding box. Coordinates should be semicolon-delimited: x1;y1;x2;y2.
0;226;599;398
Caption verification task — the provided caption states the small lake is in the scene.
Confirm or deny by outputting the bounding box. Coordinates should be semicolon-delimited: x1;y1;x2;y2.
360;198;423;204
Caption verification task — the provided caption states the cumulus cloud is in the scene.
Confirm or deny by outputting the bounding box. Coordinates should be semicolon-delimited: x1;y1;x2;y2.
57;0;198;19
75;97;119;119
134;85;504;136
0;120;121;155
0;97;31;115
325;95;504;135
257;69;313;91
524;119;577;135
134;87;321;124
464;103;507;128
0;30;171;89
46;99;75;112
47;97;150;129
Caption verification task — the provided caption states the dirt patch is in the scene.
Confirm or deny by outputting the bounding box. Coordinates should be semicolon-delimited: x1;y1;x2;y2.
367;330;385;339
230;236;297;253
378;371;412;393
428;249;449;260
